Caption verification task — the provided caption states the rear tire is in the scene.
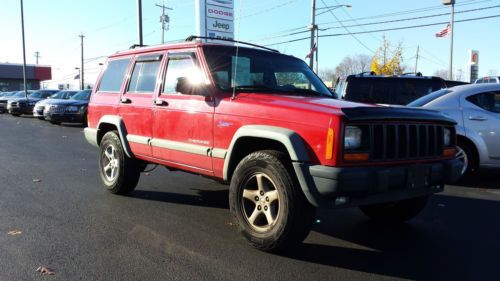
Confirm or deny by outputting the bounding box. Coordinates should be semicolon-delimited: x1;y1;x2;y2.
360;196;429;223
229;150;316;253
99;131;140;195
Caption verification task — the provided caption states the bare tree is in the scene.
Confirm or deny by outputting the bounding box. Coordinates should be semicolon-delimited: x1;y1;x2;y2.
319;54;371;86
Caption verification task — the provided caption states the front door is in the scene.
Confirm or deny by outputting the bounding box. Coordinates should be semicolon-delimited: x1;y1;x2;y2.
152;50;215;174
118;53;163;158
463;90;500;161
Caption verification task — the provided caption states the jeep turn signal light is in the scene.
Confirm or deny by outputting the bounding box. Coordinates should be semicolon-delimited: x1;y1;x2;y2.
344;153;369;162
325;128;334;160
443;148;456;157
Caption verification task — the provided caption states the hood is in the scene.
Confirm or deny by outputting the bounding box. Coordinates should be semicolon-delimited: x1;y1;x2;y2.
14;97;44;103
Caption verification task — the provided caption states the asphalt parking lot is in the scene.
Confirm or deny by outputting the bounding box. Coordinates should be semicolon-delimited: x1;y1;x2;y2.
0;115;499;281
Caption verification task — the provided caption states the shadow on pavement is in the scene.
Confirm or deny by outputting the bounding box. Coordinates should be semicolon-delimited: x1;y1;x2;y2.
130;189;229;209
289;194;500;280
454;171;499;189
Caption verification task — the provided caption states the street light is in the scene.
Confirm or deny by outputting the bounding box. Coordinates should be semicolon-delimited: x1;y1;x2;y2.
309;2;352;73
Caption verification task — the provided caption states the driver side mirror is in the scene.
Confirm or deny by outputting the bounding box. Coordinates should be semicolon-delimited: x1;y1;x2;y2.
175;77;210;97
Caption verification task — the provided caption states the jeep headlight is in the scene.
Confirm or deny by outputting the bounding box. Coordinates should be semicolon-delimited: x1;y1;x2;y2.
443;128;451;146
344;126;362;150
66;106;79;112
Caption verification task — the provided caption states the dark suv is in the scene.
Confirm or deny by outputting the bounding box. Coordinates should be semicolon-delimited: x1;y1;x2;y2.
335;72;447;105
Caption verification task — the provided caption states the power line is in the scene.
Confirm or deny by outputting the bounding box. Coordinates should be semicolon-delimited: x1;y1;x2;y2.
265;14;500;46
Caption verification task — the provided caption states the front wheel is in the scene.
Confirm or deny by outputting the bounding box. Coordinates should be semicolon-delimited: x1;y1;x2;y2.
359;196;429;223
455;140;476;178
229;150;316;253
99;131;140;195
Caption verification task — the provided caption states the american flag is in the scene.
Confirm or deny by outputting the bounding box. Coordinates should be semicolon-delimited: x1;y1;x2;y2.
436;23;451;38
305;43;317;59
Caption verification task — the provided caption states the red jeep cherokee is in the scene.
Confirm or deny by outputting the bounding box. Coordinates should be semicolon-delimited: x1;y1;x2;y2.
84;39;462;252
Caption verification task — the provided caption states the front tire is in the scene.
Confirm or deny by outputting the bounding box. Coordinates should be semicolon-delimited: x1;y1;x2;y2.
456;140;476;177
359;196;429;223
99;131;140;195
229;150;316;253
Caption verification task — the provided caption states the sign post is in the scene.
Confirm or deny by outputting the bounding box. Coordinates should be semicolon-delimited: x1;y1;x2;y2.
196;0;234;43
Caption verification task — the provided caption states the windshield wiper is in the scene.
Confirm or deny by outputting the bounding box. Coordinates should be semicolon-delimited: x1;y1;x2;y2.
283;87;331;98
232;85;284;92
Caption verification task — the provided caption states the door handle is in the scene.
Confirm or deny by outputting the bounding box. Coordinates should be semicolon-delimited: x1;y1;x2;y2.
155;100;168;106
469;116;488;121
120;97;132;104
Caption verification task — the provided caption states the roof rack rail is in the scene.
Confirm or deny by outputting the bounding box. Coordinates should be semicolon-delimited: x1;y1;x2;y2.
185;36;280;53
129;44;148;49
358;71;376;76
401;72;423;77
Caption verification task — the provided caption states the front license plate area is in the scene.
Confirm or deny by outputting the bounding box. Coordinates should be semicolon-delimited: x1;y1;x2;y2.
407;165;431;189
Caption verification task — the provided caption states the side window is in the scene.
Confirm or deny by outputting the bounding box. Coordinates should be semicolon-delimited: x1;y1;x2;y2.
97;58;131;92
127;59;161;93
466;92;500;113
163;55;199;94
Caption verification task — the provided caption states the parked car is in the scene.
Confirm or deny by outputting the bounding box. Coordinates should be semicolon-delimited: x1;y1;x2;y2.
44;90;91;125
33;90;79;119
0;91;34;113
7;90;59;116
84;39;461;252
0;91;14;97
475;76;500;84
445;80;470;87
408;83;500;177
335;72;447;105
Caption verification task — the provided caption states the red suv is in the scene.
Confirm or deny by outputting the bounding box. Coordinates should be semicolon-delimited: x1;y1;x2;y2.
84;38;462;252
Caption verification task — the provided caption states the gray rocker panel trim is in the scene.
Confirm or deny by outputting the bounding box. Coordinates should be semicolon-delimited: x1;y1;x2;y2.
150;139;211;156
127;134;150;146
84;127;98;148
222;125;311;181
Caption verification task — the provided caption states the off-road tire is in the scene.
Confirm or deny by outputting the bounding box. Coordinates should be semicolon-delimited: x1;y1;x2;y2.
99;131;140;195
360;196;429;223
229;150;316;253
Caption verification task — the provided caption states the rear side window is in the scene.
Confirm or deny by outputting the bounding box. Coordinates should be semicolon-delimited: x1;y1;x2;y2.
98;58;131;92
127;60;161;93
466;92;500;113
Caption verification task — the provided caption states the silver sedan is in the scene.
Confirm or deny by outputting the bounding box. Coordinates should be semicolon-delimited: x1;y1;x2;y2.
409;83;500;177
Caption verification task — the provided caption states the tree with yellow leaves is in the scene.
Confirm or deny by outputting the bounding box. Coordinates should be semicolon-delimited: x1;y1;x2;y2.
371;36;405;75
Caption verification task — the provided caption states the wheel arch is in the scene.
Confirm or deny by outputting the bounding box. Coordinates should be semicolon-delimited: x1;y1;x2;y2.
96;115;133;158
223;125;310;181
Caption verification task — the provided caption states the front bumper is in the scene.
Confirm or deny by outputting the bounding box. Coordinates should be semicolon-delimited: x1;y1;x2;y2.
8;105;34;115
44;112;84;123
294;159;462;208
0;103;6;113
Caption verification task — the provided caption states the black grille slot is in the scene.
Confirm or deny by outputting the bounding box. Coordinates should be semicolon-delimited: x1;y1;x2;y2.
368;123;444;162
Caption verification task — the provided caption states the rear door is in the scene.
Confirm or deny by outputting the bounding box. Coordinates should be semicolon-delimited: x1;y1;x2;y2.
463;90;500;161
152;50;215;174
118;53;163;158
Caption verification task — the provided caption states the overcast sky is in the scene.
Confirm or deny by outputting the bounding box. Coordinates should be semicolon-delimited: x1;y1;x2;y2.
1;0;499;88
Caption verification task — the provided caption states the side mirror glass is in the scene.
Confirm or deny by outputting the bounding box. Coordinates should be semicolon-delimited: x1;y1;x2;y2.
175;77;210;97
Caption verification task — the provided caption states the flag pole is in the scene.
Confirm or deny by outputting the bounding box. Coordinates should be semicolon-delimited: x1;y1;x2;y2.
449;2;455;80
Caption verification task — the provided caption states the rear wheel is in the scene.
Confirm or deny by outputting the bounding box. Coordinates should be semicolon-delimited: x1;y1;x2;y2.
99;131;140;195
229;150;316;253
360;196;429;223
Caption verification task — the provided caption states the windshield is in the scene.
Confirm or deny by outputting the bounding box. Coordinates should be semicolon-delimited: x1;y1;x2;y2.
202;46;332;97
51;91;76;99
344;77;446;105
407;89;452;107
13;92;26;97
71;90;91;101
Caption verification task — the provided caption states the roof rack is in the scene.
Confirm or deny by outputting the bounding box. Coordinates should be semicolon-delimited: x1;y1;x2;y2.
185;36;280;53
401;72;423;77
358;71;377;76
129;44;148;49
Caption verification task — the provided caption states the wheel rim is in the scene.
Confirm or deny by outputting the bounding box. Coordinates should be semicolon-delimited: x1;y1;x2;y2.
102;144;119;182
455;145;468;176
241;173;281;233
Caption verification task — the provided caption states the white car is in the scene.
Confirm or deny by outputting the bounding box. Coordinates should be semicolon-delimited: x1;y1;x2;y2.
409;83;500;177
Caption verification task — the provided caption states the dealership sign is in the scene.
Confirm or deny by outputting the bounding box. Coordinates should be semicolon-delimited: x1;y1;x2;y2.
195;0;234;43
469;50;479;82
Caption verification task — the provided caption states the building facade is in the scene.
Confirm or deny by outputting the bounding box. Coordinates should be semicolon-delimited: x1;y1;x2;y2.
0;63;52;91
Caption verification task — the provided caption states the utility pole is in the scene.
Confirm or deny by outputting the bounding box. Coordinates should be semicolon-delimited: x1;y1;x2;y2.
414;45;420;73
155;2;173;44
309;0;316;70
138;0;143;46
20;0;28;97
34;51;40;64
79;34;85;90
